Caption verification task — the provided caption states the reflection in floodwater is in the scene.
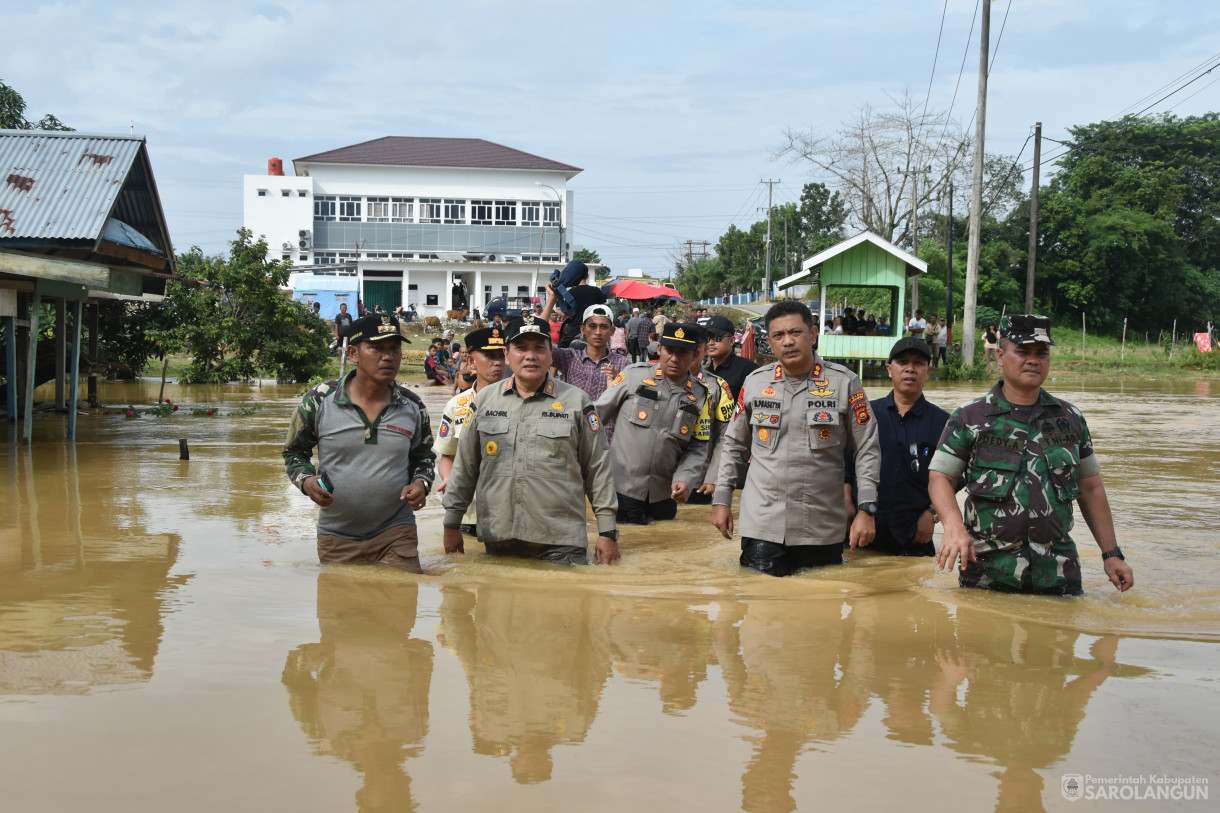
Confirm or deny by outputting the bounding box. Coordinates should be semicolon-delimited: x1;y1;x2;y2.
438;584;611;784
0;446;184;695
283;573;433;812
930;615;1150;812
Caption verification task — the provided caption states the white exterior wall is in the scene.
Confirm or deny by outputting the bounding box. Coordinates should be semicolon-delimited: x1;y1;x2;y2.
242;175;315;258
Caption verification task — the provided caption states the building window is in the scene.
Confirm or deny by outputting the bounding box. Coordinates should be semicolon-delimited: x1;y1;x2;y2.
315;251;337;265
257;189;268;197
426;294;439;306
334;294;349;303
391;198;413;222
521;255;538;262
281;253;290;262
298;190;308;197
338;196;362;221
521;201;541;226
280;189;290;197
419;198;441;223
390;252;414;260
299;254;308;261
542;255;560;262
494;200;517;225
484;285;492;294
336;251;357;262
470;200;493;225
443;199;467;224
365;251;389;259
314;196;336;221
301;293;316;303
543;201;561;226
501;285;509;294
367;197;390;222
517;286;529;296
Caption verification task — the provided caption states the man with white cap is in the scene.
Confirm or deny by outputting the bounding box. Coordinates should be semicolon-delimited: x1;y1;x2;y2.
541;292;629;400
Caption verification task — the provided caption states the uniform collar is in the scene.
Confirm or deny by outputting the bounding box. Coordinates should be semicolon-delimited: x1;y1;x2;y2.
334;368;408;406
773;355;823;381
502;374;556;398
884;390;927;416
984;381;1058;415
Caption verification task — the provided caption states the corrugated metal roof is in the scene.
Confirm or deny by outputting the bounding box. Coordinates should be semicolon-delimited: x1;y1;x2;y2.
0;130;144;242
295;136;582;174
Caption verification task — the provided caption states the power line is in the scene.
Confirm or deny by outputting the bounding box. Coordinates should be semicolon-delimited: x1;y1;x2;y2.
1023;56;1220;172
919;0;951;123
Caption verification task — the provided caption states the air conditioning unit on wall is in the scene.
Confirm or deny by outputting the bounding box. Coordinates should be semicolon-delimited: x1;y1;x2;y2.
298;229;312;250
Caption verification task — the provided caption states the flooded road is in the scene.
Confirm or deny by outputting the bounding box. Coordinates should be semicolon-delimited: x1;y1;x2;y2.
2;376;1217;811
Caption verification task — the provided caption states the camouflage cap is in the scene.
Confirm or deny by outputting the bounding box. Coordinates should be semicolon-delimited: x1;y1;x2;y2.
999;314;1055;345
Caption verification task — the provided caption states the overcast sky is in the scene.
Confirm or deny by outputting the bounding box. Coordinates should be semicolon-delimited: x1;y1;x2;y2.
4;0;1218;275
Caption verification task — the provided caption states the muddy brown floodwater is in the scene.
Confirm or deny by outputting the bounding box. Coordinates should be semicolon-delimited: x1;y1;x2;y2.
2;375;1218;812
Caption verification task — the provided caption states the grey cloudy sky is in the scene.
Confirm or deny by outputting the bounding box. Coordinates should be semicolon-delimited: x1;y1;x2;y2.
4;0;1218;275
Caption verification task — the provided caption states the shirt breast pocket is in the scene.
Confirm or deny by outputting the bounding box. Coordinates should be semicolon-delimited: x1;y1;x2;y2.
478;417;512;461
806;408;840;449
966;449;1021;502
629;395;657;428
1044;444;1080;502
750;411;780;450
671;403;699;440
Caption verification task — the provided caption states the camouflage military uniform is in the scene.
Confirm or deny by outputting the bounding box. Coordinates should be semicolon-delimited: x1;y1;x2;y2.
929;382;1101;594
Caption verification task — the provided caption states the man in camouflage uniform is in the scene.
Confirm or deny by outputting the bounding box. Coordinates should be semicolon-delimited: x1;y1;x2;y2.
283;313;436;572
711;300;881;576
595;322;713;524
929;314;1134;594
441;318;620;565
435;326;508;538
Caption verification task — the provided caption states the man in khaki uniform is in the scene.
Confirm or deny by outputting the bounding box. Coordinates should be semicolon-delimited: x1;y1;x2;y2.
441;318;620;565
435;327;508;538
595;322;712;525
712;300;881;576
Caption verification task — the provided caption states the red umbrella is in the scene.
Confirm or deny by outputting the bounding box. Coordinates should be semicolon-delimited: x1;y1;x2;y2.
603;279;686;301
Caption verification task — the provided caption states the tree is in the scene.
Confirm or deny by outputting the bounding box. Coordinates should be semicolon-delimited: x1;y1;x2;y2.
148;230;331;383
798;182;849;255
0;79;73;130
1036;113;1220;333
775;91;970;247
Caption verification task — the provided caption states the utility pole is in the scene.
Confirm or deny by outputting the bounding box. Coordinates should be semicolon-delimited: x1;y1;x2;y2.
1025;122;1042;312
911;172;920;314
685;239;695;269
761;179;779;298
962;0;990;366
946;182;954;336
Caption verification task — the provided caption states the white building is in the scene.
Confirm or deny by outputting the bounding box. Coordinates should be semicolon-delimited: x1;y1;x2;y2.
242;136;581;317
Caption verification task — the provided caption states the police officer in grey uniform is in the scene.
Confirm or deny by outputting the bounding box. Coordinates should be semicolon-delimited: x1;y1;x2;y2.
441;318;621;565
712;300;881;576
595;321;712;525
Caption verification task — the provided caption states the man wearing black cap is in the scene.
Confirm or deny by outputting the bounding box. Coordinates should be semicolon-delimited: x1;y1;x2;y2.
594;322;712;524
441;318;620;565
846;337;953;556
435;326;508;538
283;313;436;572
686;326;736;505
929;314;1134;594
711;300;881;576
704;314;758;401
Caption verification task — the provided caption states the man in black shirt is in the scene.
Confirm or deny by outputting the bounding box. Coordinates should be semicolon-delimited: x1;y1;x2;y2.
846;337;953;556
703;315;757;400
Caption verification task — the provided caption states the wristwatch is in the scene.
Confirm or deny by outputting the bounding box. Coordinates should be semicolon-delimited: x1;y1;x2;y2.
600;530;619;543
1101;547;1125;561
857;502;878;516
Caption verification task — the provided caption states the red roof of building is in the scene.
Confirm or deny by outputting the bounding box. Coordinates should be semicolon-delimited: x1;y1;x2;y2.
294;137;581;174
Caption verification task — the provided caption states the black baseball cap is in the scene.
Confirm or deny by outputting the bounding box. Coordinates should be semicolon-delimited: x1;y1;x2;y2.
348;314;412;344
659;322;703;348
704;314;735;338
888;336;932;362
504;317;551;345
464;327;506;353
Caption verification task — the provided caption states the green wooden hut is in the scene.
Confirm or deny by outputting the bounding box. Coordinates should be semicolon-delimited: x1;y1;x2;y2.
778;231;926;369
